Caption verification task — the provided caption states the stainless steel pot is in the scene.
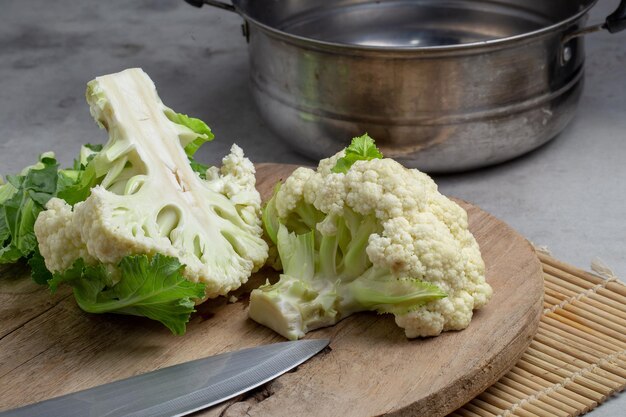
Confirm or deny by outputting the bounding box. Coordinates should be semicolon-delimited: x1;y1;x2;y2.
186;0;626;172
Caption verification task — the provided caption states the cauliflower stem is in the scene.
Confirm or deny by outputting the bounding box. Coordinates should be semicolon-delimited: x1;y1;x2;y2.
251;222;447;340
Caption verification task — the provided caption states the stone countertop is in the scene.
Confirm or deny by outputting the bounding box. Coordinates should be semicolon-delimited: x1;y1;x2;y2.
1;0;624;415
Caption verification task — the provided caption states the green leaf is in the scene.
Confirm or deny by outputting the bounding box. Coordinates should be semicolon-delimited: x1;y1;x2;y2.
51;254;206;335
56;165;97;205
0;156;59;264
46;259;101;298
84;143;103;153
0;182;15;259
0;240;22;263
29;247;53;285
189;156;209;179
0;208;9;246
0;147;99;268
58;143;103;204
331;134;383;174
165;111;215;157
6;174;22;189
57;169;80;192
0;181;17;205
73;144;102;170
4;198;38;259
24;161;59;206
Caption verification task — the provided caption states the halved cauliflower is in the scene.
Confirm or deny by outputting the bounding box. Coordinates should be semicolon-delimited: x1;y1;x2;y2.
35;68;268;298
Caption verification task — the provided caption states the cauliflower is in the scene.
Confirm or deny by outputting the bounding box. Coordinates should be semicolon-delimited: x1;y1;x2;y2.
33;68;268;332
249;135;492;340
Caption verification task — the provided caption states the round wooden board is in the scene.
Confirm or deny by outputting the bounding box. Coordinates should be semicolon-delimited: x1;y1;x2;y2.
0;164;544;417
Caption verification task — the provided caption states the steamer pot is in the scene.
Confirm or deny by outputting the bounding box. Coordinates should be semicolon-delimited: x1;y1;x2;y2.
186;0;626;172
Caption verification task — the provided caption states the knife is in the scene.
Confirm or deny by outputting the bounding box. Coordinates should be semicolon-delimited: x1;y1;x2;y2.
0;339;329;417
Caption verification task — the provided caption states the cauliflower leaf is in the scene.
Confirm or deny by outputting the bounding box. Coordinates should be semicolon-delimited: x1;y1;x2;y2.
49;254;206;335
0;148;101;283
164;110;214;157
0;153;63;264
331;133;383;174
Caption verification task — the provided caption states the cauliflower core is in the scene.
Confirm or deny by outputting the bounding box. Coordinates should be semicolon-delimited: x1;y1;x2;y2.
250;136;492;339
34;69;268;298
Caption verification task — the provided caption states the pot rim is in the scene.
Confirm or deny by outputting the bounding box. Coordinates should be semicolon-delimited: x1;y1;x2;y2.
235;0;598;52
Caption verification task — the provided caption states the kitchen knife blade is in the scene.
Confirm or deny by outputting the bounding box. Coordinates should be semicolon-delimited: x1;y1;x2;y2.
0;339;329;417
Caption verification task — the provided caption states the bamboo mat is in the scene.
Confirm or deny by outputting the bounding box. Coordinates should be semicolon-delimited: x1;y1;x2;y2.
450;252;626;417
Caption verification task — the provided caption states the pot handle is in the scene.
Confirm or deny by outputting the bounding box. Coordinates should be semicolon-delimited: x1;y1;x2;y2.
183;0;250;41
606;0;626;33
183;0;236;13
563;0;626;44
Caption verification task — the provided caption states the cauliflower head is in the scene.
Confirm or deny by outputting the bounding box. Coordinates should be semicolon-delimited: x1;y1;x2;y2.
249;135;492;339
34;68;268;298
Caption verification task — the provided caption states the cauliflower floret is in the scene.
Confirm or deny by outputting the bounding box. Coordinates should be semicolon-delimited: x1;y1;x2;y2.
250;134;492;339
34;198;96;271
206;144;257;201
275;167;316;217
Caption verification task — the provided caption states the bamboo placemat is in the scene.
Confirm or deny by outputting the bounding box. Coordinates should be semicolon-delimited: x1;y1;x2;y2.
450;252;626;417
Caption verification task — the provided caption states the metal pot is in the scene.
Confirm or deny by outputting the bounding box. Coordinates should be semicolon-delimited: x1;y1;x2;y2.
186;0;626;172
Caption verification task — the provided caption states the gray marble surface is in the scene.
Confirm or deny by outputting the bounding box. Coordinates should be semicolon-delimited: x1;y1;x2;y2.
1;0;624;415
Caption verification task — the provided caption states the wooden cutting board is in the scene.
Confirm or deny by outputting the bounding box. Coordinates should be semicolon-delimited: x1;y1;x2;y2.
0;163;544;417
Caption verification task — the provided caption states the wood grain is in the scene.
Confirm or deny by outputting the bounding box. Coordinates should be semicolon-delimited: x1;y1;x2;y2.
0;163;544;417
